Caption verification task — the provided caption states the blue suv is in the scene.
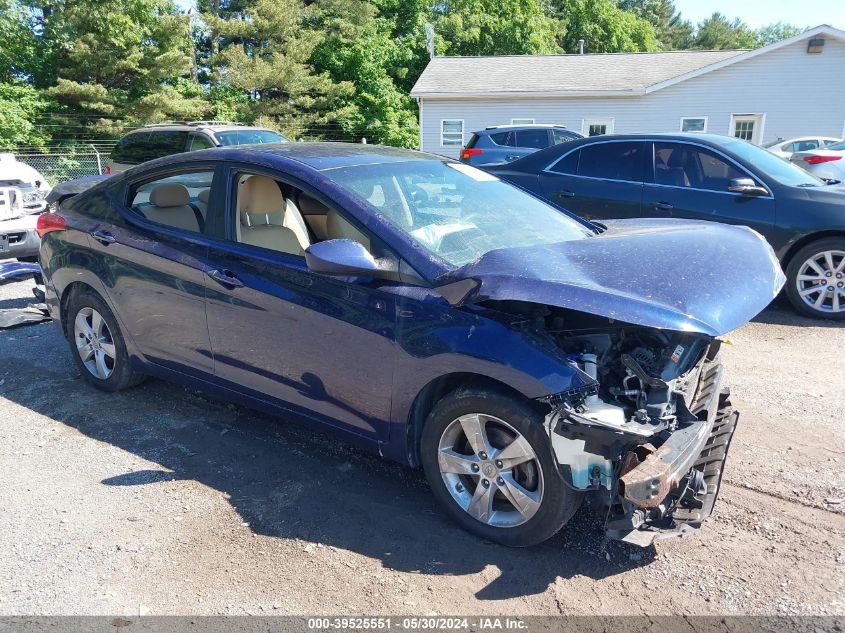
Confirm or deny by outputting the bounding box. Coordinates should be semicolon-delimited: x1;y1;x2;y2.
460;125;583;167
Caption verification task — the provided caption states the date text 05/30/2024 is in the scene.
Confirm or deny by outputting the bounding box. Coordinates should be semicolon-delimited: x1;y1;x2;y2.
307;618;528;630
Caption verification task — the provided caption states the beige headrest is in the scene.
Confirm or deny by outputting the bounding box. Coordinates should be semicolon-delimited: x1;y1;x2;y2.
197;189;210;204
241;210;285;227
240;176;284;215
150;183;190;208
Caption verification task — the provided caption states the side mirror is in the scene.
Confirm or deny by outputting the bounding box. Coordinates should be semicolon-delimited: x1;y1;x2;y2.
304;239;380;276
728;177;768;196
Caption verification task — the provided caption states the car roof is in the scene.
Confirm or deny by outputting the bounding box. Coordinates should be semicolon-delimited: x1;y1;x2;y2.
480;124;570;132
122;122;281;136
140;142;448;172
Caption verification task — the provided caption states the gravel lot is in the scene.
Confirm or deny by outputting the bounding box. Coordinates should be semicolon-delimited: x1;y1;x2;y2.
0;276;843;616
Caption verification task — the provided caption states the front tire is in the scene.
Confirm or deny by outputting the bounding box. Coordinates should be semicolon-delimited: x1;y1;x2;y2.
785;238;845;320
420;388;582;547
66;290;145;391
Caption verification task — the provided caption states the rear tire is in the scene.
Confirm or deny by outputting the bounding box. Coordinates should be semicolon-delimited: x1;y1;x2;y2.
420;388;582;547
785;238;845;320
66;290;145;391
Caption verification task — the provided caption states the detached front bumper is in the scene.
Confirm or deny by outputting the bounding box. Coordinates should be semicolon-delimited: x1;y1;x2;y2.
607;389;738;546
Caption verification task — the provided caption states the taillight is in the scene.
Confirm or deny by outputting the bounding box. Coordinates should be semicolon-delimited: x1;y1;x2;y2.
803;155;843;164
36;212;67;238
104;166;112;174
461;148;483;160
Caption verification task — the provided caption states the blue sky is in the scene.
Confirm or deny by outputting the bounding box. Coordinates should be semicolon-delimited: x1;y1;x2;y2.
674;0;845;29
174;0;845;31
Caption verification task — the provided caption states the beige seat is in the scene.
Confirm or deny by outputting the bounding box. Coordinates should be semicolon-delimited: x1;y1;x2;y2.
196;188;210;217
238;176;307;255
326;209;371;251
143;183;201;232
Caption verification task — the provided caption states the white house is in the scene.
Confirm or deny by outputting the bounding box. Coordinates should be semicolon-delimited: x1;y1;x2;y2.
410;25;845;158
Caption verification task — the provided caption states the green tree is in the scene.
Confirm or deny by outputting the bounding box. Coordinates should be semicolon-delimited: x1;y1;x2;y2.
756;22;803;46
310;0;419;146
31;0;205;133
550;0;658;53
617;0;692;49
0;82;51;149
0;0;39;82
212;0;354;131
435;0;559;56
692;12;757;49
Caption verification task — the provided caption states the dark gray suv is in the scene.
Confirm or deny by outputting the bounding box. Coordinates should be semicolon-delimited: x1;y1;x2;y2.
460;125;583;167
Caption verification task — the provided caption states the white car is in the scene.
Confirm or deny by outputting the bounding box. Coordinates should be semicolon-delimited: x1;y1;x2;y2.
790;139;845;182
0;153;51;262
765;136;842;159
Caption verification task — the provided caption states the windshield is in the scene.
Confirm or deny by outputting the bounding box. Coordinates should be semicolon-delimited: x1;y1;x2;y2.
723;138;824;187
215;129;289;146
325;160;593;267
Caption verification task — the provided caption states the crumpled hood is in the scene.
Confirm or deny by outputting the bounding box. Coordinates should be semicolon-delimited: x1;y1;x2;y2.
438;218;785;336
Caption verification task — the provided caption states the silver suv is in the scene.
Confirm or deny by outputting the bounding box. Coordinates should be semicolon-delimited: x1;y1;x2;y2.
460;124;582;167
106;121;290;173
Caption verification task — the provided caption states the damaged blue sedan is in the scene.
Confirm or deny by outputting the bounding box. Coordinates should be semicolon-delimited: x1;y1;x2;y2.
38;144;784;547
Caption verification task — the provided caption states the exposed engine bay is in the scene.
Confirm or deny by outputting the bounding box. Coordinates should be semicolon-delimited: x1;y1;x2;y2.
480;301;736;546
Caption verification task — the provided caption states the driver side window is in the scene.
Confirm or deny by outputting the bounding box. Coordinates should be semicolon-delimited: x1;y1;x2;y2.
229;172;374;257
654;143;748;192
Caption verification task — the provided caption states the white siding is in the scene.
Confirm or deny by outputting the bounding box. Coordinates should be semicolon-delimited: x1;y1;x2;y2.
419;37;845;158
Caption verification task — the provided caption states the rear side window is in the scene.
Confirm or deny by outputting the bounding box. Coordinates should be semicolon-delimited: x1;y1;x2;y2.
515;129;549;149
187;134;214;151
577;141;643;182
552;129;580;144
111;133;151;165
214;130;288;145
548;150;580;175
465;133;480;149
148;131;189;159
128;170;216;235
489;131;515;147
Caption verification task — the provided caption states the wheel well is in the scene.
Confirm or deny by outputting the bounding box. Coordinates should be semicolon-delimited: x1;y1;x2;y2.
405;373;539;468
781;231;845;271
59;281;98;336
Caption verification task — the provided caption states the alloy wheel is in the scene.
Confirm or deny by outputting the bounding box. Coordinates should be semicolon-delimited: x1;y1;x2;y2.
74;307;116;380
795;249;845;314
437;413;544;528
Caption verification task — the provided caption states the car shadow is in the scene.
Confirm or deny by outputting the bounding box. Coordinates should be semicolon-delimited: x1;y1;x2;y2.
2;332;656;600
752;297;844;328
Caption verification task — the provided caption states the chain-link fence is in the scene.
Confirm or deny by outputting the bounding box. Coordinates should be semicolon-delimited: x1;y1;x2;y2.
14;149;109;187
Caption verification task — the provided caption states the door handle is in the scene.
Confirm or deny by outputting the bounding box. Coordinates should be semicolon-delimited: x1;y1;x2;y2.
505;155;520;161
92;229;116;245
207;269;244;288
555;189;576;199
653;201;674;211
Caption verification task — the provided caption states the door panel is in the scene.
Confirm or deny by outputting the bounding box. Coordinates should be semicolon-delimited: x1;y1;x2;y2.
204;244;396;441
87;170;222;376
539;141;645;220
540;173;643;220
89;214;213;375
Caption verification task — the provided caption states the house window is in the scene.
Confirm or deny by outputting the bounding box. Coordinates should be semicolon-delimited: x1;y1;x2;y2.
734;120;754;140
441;120;464;146
511;118;535;125
582;119;614;136
730;114;764;144
680;117;707;133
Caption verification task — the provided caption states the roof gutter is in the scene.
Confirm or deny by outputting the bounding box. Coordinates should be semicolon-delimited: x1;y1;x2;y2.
409;88;646;99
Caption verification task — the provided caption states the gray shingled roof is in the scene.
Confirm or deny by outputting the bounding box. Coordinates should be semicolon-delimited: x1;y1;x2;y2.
410;50;746;96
